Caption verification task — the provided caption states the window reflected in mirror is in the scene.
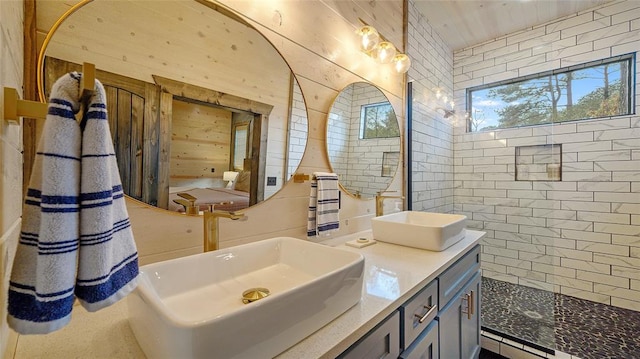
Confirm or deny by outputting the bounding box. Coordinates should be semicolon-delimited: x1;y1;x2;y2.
327;82;401;199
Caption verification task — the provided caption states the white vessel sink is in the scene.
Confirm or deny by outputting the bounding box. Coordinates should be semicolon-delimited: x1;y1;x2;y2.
371;211;467;251
128;237;364;359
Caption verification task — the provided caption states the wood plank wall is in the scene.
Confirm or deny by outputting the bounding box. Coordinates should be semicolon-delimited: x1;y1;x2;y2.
170;99;232;185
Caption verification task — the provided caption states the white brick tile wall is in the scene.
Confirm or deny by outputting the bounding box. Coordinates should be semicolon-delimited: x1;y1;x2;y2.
449;0;640;310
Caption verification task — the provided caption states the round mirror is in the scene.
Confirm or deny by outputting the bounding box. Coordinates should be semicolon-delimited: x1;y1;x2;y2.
326;82;401;198
38;0;308;212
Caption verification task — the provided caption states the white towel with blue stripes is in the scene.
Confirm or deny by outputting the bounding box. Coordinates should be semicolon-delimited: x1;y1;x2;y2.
307;172;340;237
8;72;139;334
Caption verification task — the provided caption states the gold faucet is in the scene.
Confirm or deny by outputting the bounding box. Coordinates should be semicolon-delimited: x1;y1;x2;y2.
174;192;199;216
375;191;404;217
203;210;246;252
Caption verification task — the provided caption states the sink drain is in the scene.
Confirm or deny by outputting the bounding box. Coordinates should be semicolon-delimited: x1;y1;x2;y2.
242;287;270;304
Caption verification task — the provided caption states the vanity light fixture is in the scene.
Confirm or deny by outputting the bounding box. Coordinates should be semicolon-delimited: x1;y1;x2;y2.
356;20;411;74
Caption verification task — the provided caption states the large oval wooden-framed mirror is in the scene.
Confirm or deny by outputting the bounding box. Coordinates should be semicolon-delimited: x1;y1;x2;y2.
34;0;308;213
326;82;401;199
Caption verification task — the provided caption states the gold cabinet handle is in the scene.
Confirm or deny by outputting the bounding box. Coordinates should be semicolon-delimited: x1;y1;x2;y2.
414;304;437;324
469;290;475;316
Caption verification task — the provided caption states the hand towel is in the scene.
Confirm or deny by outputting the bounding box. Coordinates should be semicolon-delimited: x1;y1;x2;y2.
8;73;83;334
307;172;339;237
8;72;139;334
75;76;138;311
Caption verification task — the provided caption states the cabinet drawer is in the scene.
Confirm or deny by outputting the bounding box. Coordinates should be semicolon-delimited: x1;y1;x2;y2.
438;245;480;309
401;279;438;349
400;320;439;359
339;311;400;359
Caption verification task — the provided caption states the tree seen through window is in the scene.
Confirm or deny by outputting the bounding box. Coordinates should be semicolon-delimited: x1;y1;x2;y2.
361;103;400;139
467;56;633;132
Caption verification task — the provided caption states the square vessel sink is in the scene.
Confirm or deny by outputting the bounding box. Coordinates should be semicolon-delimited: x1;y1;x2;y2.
371;211;467;251
128;237;364;359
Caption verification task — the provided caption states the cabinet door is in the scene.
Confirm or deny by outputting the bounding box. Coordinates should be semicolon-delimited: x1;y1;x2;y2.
400;320;439;359
461;273;481;359
339;311;400;359
438;272;481;359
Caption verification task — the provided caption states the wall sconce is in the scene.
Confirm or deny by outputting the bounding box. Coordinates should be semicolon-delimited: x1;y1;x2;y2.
356;20;411;74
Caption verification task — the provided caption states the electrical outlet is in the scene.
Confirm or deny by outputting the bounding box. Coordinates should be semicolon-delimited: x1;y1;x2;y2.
211;168;215;173
267;177;276;186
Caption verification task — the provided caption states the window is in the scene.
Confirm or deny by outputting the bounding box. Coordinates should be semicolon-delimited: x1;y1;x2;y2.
467;55;634;132
360;102;400;139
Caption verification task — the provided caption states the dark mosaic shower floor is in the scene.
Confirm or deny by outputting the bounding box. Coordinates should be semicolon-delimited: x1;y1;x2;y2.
482;277;640;359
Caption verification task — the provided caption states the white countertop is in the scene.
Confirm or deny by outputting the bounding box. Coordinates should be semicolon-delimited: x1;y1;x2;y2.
11;230;483;359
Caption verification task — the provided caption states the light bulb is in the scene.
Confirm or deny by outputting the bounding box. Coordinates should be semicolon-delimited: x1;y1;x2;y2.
376;41;396;64
393;53;411;73
358;26;379;52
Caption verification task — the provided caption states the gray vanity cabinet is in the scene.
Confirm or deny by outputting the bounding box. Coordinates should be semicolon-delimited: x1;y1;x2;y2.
338;244;481;359
438;272;481;359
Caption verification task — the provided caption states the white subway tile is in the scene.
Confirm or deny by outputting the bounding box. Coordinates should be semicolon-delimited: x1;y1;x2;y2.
484;173;516;181
507;190;547;200
526;33;568;54
594;222;640;236
519;278;555;292
613;138;640;150
547;41;594;61
462;157;494;166
548;131;594;144
473;213;507;222
494;49;534;66
577;21;629;44
455;173;485;181
611;297;640;311
548;218;594;231
546;12;594;33
482;262;507;274
594;29;640;50
520;199;561;209
473;139;508;149
562;229;612;243
577;117;631;132
594;284;640;301
578;181;631;192
532;123;577;136
562;200;610;213
596;1;640;17
563;140;612;152
553;275;594;292
507;241;546;254
506;215;545;227
521;225;562;237
613;203;640;214
495;206;533;216
563;171;611;182
595;160;640;172
507;268;546;282
507;26;547;46
485;222;520;233
495;256;532;270
495;127;534;140
506;53;547;71
483;147;514;157
483;237;508;248
532;235;575;249
560;48;612;67
547;190;594;201
576;240;630;256
520;251;560;265
551;247;593;261
474;188;507;197
561;257;610;273
494;155;515;165
464;57;497;73
472;38;508;55
595;253;640;268
531;182;576;191
595;192;640;203
613;264;640;280
495;182;533;190
578;271;628;290
484;246;520;259
578;150;631;162
519;59;562;77
580;211;631;225
533;208;577;220
484;197;520;206
595;127;640;141
560;287;611;304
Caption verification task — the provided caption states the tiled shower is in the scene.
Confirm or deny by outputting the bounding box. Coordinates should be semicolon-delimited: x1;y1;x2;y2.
410;0;640;357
